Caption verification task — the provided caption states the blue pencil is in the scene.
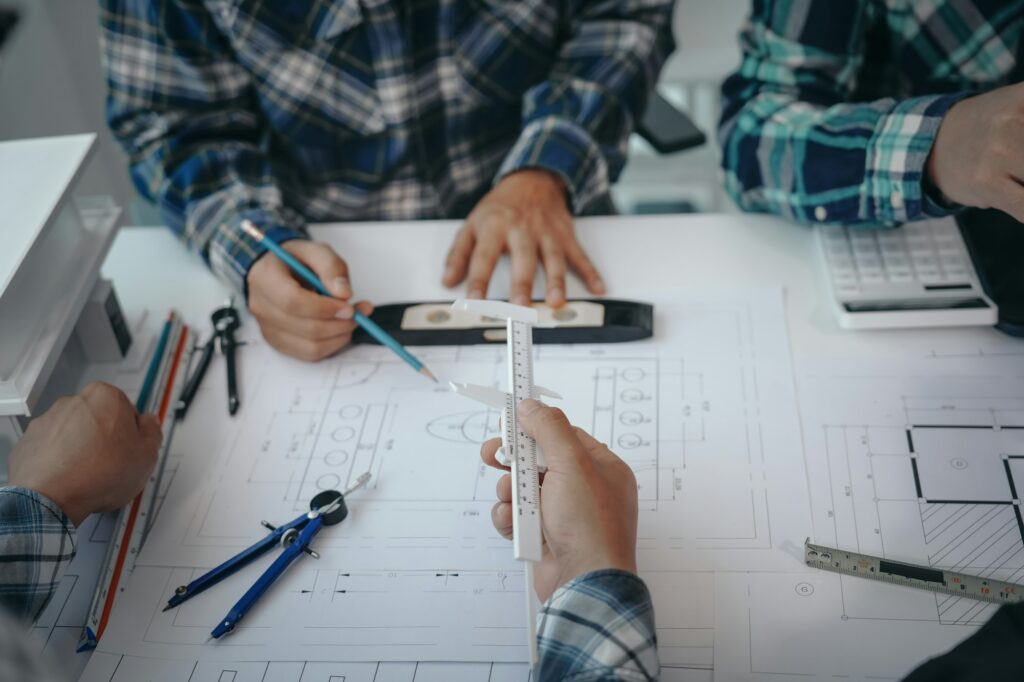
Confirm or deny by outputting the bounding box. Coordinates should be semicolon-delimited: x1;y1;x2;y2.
241;220;437;382
137;313;174;412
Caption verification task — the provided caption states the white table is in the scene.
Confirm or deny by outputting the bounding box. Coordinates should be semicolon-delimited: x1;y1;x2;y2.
83;214;1018;681
102;214;1007;362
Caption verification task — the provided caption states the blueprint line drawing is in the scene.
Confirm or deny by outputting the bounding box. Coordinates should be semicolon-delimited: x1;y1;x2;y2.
72;288;809;678
716;361;1024;681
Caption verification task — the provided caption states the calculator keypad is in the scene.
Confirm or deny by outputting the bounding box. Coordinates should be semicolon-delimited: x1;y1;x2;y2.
821;221;976;297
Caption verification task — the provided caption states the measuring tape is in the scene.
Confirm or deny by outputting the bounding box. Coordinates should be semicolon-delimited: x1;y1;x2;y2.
805;538;1024;605
79;314;192;650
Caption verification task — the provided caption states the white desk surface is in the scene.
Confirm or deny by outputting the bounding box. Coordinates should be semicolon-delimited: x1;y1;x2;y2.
92;213;1021;679
102;213;1011;365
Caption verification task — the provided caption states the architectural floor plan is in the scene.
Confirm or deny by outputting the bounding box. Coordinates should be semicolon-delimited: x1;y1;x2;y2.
716;353;1024;681
75;288;810;680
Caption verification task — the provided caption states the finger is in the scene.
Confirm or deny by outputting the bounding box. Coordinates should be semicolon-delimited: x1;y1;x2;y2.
480;438;509;471
491;501;514;540
496;473;512;503
285;241;352;299
516;399;587;471
250;292;358;339
81;381;135;428
465;232;503;300
260;324;354;362
254;259;351;320
507;229;537;307
539;234;567;307
354;300;375;318
443;227;476;287
572;426;623;468
564;237;606;295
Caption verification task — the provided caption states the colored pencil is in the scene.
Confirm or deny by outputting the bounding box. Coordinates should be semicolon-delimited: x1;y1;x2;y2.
241;220;437;382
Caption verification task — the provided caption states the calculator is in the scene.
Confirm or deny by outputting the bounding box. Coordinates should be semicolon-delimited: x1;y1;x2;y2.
817;218;998;329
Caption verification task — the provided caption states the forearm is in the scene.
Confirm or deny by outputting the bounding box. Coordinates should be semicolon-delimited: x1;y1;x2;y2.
536;570;658;682
0;487;77;623
720;88;964;226
718;3;967;226
100;0;308;294
499;0;674;214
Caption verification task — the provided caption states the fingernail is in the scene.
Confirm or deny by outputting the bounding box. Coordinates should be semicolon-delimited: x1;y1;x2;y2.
331;277;351;298
512;294;530;306
549;287;564;303
519;399;542;416
468;288;484;299
593;279;606;294
335;306;353;320
443;266;456;282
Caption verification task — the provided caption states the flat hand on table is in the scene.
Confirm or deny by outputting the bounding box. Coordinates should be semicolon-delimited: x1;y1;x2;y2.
442;170;606;308
247;240;373;362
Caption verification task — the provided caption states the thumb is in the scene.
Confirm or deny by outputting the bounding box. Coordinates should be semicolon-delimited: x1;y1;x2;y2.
287;241;352;300
517;400;585;473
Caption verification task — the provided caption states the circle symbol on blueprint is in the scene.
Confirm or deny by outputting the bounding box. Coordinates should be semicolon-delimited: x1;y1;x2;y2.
324;450;350;466
617;433;643;450
317;473;342;491
950;457;969;470
620;410;645;426
620;388;646;403
332;426;356;443
338;405;363;420
620;367;646;382
794;582;815;597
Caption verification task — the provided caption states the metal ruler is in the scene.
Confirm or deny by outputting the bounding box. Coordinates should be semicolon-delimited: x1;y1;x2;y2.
805;539;1024;605
79;314;192;650
506;316;543;563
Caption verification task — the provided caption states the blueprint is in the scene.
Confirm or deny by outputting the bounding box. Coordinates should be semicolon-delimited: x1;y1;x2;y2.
715;344;1024;681
75;287;812;678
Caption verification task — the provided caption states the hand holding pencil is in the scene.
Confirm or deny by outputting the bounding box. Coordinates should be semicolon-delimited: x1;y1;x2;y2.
243;221;437;381
246;233;374;362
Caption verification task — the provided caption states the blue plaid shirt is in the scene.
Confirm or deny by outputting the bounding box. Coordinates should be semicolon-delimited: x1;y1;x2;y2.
719;1;1024;227
0;487;77;623
100;0;673;292
538;569;658;681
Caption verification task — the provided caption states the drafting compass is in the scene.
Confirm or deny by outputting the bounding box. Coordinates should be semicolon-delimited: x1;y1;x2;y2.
448;299;560;665
163;473;371;639
175;298;242;418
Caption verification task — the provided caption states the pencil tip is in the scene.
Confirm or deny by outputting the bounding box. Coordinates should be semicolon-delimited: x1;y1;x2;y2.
240;219;265;241
421;367;438;383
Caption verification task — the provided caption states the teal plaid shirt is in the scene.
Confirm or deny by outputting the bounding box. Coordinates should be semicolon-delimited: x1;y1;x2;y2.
100;0;673;293
719;0;1024;226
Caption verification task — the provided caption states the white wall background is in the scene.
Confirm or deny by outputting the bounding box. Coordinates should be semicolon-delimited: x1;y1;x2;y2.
0;0;750;219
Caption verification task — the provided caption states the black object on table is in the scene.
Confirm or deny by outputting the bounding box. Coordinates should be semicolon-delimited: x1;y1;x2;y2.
957;208;1024;337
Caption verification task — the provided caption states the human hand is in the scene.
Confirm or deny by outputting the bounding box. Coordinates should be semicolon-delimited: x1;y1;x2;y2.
928;83;1024;222
480;399;638;602
247;240;373;361
442;169;606;308
8;382;163;526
